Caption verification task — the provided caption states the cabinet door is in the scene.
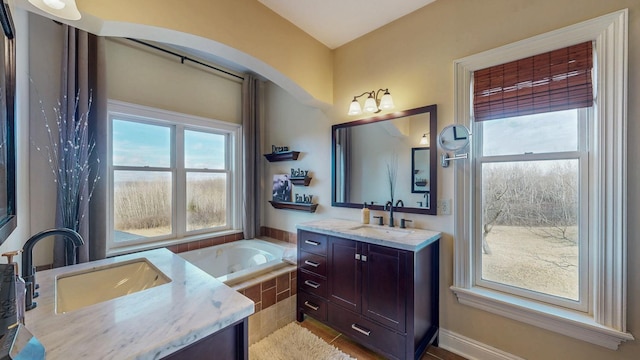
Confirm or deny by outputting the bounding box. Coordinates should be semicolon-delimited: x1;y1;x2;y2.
328;237;361;312
362;244;408;333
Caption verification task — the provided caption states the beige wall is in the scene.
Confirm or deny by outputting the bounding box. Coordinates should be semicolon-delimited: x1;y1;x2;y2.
72;0;333;106
27;14;64;266
105;39;242;123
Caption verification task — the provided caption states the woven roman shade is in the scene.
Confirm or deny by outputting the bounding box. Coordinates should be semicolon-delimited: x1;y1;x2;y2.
473;41;593;121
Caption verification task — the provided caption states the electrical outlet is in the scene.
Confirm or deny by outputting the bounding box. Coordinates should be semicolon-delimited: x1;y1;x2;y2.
437;199;451;215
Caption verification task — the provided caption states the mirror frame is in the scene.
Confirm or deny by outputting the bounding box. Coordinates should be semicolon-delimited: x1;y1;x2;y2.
331;104;437;215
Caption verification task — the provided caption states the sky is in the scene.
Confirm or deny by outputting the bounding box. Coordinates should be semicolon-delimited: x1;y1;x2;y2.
481;109;579;156
112;119;227;182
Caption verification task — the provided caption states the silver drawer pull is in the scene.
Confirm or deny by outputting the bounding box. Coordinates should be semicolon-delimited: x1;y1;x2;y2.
304;301;319;311
304;260;320;267
305;240;321;246
304;280;321;289
351;324;371;336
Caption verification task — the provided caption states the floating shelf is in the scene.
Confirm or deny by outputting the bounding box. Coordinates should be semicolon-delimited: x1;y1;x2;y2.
268;201;318;213
290;175;312;186
264;151;300;162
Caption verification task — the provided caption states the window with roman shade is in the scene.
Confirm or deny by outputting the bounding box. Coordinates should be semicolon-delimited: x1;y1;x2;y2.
473;41;593;121
451;9;632;349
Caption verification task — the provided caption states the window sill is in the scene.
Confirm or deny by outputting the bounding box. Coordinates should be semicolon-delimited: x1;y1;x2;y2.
106;229;243;257
450;286;634;350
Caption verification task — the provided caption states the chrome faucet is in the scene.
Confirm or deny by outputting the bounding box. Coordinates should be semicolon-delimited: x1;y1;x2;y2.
22;228;84;311
384;200;404;228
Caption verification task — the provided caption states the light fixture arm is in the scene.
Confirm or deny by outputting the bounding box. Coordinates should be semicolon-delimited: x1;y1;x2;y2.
351;91;375;102
348;88;394;115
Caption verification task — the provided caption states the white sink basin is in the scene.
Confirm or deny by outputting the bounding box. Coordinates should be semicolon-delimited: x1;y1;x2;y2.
55;258;171;313
348;225;414;239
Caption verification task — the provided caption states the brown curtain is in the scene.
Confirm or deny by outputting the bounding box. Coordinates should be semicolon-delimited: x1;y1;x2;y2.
473;41;593;121
242;74;261;239
53;26;107;267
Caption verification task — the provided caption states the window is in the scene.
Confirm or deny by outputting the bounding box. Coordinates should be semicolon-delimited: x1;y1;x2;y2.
450;10;633;349
476;109;589;311
107;101;241;254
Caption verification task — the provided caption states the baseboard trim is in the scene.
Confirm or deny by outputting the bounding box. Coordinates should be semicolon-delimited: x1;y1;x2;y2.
438;328;524;360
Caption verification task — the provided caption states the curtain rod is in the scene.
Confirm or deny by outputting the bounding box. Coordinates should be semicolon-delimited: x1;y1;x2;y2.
126;38;244;81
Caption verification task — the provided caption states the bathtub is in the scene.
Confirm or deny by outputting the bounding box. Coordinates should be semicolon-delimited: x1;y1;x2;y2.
178;239;294;284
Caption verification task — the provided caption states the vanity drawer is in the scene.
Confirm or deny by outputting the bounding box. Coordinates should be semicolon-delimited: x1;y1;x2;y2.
299;251;327;276
328;303;405;360
298;269;327;298
298;231;327;256
298;291;327;321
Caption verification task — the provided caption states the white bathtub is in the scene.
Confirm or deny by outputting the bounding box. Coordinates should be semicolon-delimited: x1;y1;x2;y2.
178;239;294;284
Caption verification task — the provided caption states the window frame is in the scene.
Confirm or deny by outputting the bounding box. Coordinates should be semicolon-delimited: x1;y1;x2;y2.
106;100;242;255
473;109;590;312
450;9;633;349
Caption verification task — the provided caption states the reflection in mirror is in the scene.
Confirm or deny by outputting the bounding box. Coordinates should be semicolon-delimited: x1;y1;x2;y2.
439;124;470;168
412;147;430;197
438;124;470;151
332;105;437;215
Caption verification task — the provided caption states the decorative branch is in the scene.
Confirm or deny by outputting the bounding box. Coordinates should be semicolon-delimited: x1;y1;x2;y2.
33;90;100;231
386;154;398;201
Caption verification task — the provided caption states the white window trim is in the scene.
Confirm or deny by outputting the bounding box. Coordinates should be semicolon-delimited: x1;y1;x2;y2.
450;9;633;349
106;100;243;256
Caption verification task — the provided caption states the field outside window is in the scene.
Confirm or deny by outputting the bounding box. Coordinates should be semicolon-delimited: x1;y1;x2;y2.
108;104;238;250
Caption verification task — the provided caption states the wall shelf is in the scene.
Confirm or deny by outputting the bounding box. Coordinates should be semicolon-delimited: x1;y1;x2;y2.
290;176;312;186
268;201;318;213
264;151;300;162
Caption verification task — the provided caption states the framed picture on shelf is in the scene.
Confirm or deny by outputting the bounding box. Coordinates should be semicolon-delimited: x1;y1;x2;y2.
272;174;292;202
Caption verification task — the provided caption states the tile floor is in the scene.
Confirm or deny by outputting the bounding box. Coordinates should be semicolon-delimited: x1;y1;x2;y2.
299;317;467;360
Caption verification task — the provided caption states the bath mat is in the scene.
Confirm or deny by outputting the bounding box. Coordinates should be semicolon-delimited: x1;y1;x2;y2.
249;322;356;360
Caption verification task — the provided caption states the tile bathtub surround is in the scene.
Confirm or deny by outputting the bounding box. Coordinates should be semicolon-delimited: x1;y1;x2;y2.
230;266;298;344
24;248;254;359
166;232;245;253
248;295;297;344
234;267;297;314
261;226;297;244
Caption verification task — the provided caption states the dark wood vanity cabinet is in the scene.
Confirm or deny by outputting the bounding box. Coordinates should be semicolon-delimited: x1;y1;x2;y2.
297;229;439;360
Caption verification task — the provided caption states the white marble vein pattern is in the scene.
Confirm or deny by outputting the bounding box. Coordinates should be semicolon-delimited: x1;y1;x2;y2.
24;248;254;359
297;218;441;251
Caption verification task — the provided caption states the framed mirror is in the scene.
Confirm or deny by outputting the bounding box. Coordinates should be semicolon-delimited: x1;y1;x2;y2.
332;105;437;215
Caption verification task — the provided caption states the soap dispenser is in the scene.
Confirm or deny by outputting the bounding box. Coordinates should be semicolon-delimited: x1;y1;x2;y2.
361;203;370;224
2;251;25;325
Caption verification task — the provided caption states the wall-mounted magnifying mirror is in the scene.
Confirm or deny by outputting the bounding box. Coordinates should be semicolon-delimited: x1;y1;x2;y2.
438;124;470;167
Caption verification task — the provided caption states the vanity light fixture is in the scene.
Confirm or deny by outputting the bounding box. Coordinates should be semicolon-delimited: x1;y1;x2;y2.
348;88;395;115
28;0;81;20
420;133;430;146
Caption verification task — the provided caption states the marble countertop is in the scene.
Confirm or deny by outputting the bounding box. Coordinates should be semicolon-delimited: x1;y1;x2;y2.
297;218;441;251
24;248;254;360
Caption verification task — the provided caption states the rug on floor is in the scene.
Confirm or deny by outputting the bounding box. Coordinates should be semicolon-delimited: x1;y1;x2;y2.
249;322;356;360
